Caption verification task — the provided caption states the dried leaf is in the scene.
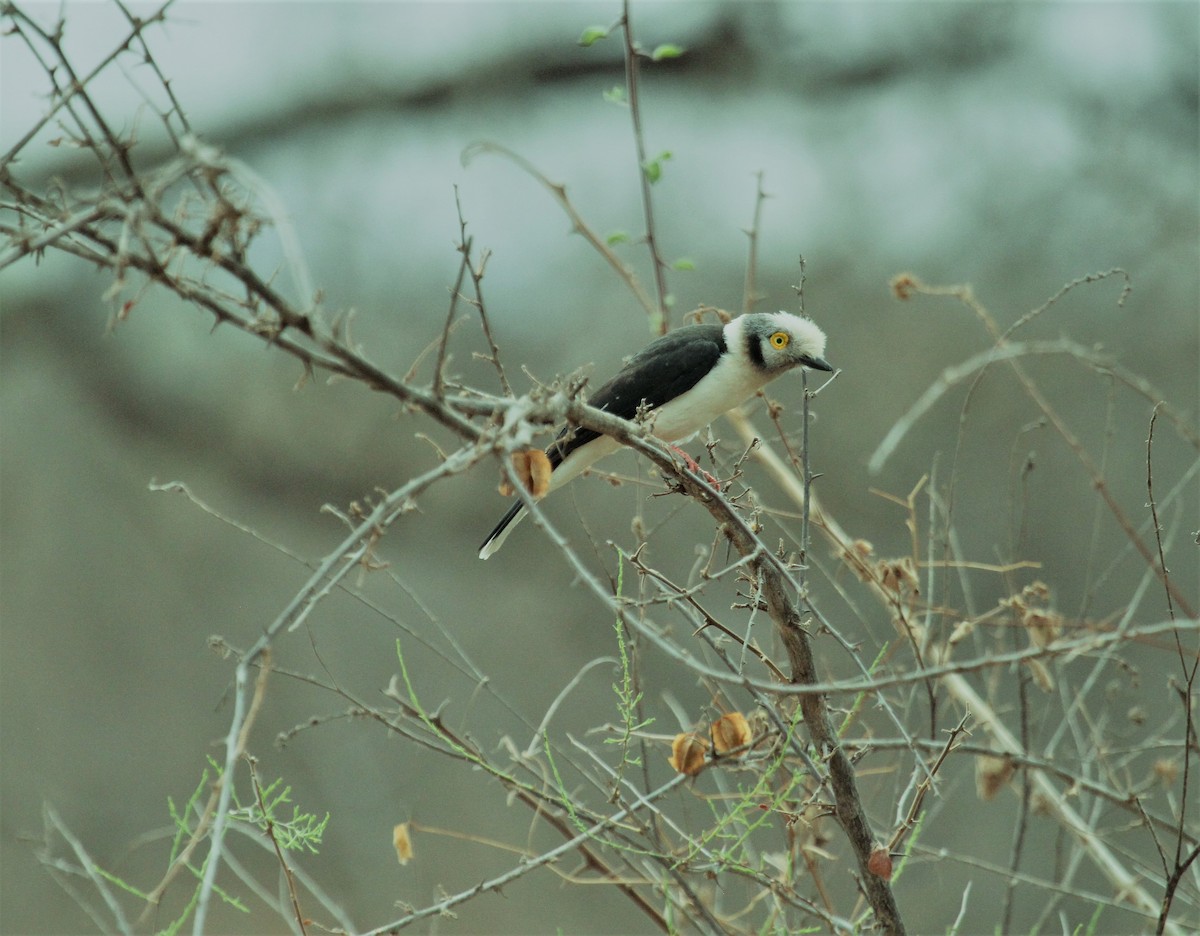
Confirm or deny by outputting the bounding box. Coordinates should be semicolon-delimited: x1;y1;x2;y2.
1153;758;1178;787
878;557;919;595
975;754;1015;801
839;539;876;584
1003;581;1065;654
1024;610;1062;648
393;822;414;865
1025;657;1055;693
890;273;921;300
1025;581;1050;602
668;732;709;776
947;619;975;646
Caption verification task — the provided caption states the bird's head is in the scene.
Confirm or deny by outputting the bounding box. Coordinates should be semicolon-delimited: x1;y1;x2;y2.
736;311;833;376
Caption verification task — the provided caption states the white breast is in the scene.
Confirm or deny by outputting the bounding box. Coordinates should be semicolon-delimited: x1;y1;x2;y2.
644;347;767;442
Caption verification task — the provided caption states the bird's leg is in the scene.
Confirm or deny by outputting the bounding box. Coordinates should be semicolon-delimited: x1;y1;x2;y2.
668;444;720;489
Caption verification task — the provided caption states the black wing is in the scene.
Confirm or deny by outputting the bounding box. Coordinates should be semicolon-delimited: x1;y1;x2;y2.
547;323;727;467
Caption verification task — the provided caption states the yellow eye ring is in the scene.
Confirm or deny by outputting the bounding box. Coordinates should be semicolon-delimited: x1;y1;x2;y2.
770;331;789;349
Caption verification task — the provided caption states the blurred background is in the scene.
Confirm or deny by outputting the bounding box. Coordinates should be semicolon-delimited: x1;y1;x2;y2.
2;2;1197;933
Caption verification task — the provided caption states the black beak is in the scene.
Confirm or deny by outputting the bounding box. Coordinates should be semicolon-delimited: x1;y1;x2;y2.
801;354;834;372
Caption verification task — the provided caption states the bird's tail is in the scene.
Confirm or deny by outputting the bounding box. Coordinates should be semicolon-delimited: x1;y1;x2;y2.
478;501;526;559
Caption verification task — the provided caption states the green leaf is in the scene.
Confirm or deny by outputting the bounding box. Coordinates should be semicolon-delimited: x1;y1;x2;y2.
606;230;630;246
650;43;685;61
578;25;609;47
602;85;626;105
671;257;695;271
642;150;672;184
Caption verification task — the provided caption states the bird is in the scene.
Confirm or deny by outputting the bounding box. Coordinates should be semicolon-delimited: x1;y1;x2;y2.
478;311;833;559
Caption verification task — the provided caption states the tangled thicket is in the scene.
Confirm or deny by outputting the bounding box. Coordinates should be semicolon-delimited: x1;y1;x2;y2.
3;3;1197;934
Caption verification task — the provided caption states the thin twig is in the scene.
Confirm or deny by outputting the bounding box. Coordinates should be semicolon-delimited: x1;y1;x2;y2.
192;450;483;933
1146;404;1178;628
730;412;1190;932
870;326;1195;617
41;804;133;935
741;171;769;314
461;141;658;321
432;232;472;398
887;714;969;854
247;756;308;936
360;773;689;934
620;0;670;332
453;185;510;395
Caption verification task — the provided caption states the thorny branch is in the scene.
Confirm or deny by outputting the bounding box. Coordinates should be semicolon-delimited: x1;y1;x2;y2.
6;3;1198;935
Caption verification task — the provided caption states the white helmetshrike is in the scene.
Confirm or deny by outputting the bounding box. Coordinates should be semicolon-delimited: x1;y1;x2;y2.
479;311;832;559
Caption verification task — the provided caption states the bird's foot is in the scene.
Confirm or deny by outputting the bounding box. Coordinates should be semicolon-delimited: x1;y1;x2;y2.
669;444;721;489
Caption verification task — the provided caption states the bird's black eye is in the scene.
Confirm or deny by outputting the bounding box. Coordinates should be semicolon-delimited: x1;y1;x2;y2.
770;331;789;349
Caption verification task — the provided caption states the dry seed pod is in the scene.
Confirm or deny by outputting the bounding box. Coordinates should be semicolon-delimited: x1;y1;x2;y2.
710;712;752;755
668;733;710;776
393;822;414;865
867;845;893;880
